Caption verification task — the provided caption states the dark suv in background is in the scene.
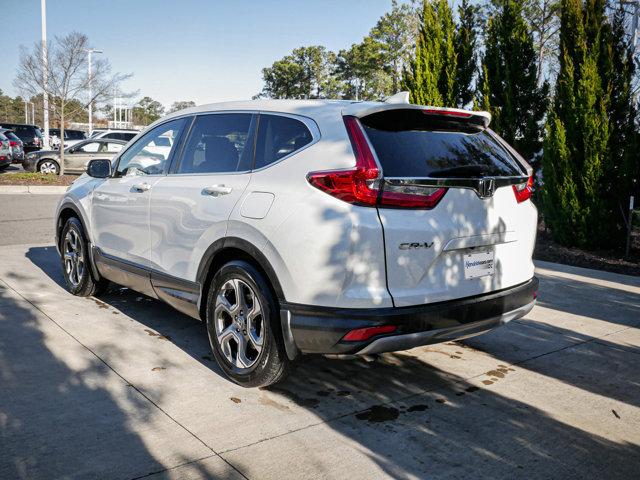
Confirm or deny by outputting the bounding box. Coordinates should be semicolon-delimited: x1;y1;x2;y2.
0;123;43;153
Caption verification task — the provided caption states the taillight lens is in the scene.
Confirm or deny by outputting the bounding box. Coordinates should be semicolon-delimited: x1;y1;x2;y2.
9;141;18;147
307;116;447;209
342;325;397;342
513;176;533;203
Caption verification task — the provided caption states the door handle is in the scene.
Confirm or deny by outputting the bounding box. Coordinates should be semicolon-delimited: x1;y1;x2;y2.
203;185;233;197
132;182;152;192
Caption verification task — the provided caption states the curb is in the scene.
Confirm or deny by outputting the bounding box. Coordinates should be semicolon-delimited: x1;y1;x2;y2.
0;185;68;194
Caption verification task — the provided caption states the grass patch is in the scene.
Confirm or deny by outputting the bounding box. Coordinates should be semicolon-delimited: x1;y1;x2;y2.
0;172;76;186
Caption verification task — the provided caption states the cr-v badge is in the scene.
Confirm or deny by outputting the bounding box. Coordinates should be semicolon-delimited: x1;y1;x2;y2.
399;242;434;250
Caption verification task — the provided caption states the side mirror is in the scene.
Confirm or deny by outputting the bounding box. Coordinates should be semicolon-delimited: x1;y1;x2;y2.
86;158;112;178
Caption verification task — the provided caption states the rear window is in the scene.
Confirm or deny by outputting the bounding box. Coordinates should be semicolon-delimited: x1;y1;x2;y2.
360;109;522;178
66;130;86;140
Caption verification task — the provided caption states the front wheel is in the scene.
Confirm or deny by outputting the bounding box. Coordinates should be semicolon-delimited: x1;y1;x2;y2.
39;159;60;175
206;260;289;387
60;217;107;296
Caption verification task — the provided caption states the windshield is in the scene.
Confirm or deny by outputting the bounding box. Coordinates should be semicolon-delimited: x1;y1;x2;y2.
360;109;523;178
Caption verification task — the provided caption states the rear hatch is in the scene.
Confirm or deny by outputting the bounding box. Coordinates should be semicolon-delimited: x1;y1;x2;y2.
358;107;536;307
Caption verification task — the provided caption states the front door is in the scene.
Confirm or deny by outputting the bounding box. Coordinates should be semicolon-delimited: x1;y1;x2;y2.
91;118;189;273
149;113;256;282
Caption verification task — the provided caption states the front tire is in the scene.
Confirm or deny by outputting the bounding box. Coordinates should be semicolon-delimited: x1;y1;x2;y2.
39;159;60;175
60;217;107;297
206;261;289;387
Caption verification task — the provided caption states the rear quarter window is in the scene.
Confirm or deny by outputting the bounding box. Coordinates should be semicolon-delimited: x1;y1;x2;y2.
254;114;312;170
360;109;523;178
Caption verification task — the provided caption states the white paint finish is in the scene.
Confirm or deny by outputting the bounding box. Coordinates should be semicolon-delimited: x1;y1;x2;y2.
228;141;392;308
149;173;251;280
379;186;537;307
90;175;163;266
240;191;275;220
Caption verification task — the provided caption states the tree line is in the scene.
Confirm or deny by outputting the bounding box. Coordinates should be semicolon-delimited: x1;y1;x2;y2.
257;0;639;251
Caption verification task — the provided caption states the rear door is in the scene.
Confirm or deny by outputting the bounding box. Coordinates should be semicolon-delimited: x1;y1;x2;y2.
149;112;256;281
357;108;536;307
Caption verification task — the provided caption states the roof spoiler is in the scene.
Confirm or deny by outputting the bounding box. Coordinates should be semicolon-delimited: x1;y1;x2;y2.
344;100;492;129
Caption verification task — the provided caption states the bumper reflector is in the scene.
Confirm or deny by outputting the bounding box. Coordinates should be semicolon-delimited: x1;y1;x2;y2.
342;325;397;342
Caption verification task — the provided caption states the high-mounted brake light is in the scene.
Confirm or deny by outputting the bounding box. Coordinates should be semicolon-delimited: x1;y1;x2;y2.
513;176;534;203
342;325;397;342
422;108;473;118
307;116;447;209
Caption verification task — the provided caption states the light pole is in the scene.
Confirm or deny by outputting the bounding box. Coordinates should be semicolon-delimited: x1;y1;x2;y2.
41;0;49;149
86;48;103;135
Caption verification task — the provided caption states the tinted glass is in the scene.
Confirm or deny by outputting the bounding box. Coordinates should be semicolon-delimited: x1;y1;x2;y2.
360;109;522;178
50;129;60;136
116;119;186;177
254;114;312;170
177;114;254;174
66;130;86;140
5;132;20;142
34;128;42;138
0;133;7;142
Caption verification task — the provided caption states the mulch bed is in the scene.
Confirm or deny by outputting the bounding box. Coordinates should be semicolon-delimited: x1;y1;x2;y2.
0;173;76;186
534;222;640;277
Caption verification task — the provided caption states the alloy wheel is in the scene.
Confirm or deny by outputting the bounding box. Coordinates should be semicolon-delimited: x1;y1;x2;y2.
40;160;58;174
214;278;264;369
63;229;85;288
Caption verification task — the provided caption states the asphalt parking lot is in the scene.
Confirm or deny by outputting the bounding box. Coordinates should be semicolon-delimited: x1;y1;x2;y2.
1;194;639;479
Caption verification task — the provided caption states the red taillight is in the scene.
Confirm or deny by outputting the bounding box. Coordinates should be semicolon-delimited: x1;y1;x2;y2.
342;325;397;342
9;141;19;147
422;108;472;118
307;116;447;209
513;176;533;203
34;137;41;146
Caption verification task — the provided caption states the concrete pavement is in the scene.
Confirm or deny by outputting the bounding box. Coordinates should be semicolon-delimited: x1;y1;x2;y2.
0;199;639;479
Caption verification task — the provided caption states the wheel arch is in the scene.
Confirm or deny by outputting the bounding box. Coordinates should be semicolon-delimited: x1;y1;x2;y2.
56;202;91;253
197;237;286;321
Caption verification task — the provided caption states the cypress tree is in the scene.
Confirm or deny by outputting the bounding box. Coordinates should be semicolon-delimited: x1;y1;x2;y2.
405;0;457;106
542;0;620;248
481;0;548;161
454;0;479;107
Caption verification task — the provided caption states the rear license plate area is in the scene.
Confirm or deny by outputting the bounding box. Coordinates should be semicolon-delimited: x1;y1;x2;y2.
463;250;495;279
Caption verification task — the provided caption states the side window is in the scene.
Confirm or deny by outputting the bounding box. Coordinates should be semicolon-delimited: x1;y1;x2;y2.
115;119;186;177
76;142;100;153
177;113;254;174
105;143;124;153
254;114;312;170
122;133;137;141
102;133;118;140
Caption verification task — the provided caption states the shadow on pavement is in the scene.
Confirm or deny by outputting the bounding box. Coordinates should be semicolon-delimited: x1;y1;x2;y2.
19;245;640;478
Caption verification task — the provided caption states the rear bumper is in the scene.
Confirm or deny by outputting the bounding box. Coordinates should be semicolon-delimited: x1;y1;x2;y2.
280;277;538;357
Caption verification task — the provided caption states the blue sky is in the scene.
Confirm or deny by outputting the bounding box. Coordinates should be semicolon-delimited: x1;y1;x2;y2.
3;0;406;108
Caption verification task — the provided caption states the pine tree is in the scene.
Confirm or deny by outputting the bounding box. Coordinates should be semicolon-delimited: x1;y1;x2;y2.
454;0;478;107
405;0;457;106
481;0;548;161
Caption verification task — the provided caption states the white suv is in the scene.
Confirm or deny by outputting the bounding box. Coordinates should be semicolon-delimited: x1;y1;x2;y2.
55;99;538;387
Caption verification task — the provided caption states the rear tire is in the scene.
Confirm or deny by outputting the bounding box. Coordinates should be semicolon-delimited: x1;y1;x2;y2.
60;217;108;297
206;260;289;387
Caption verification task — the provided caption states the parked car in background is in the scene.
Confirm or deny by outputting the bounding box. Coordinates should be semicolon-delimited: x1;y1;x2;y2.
50;128;87;149
0;128;24;163
0;123;42;153
23;138;126;175
90;129;138;142
54;99;538;387
0;131;12;170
